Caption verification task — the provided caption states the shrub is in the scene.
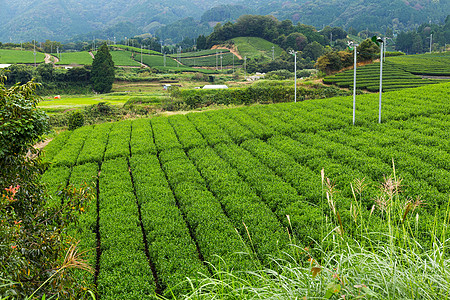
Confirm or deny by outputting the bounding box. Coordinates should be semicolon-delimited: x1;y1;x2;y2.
68;111;85;130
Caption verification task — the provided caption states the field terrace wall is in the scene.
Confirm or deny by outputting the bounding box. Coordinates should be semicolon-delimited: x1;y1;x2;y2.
41;82;450;298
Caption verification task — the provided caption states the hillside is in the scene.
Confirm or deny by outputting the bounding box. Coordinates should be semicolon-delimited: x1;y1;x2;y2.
42;82;450;298
230;37;283;60
0;0;448;43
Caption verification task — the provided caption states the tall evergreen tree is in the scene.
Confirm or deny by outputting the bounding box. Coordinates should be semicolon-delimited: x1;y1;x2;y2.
91;43;114;93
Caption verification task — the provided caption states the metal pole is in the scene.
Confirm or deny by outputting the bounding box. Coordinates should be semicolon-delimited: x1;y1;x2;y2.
244;56;246;78
294;52;297;103
141;45;143;64
353;45;357;125
379;40;384;124
233;54;234;73
430;34;432;53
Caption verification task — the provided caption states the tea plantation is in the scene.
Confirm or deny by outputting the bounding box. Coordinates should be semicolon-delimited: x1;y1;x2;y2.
42;82;450;299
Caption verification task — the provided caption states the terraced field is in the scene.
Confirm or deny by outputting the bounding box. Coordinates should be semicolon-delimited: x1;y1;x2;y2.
323;61;445;91
231;37;284;60
179;52;242;67
42;82;450;299
386;52;450;76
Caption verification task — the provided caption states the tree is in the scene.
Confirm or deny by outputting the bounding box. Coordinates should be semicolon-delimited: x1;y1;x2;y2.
196;35;207;50
91;43;115;93
283;32;308;51
303;41;325;60
357;39;380;61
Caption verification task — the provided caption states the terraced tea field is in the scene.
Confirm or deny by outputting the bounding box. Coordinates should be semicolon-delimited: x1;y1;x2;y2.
42;82;450;299
386;52;450;76
323;61;446;91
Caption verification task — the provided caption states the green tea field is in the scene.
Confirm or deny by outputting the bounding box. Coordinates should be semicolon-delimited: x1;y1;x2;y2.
386;52;450;76
0;49;45;64
42;82;450;299
323;61;447;91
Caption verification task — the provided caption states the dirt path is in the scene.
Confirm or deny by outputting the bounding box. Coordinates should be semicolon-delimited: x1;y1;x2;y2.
34;138;52;150
212;45;242;60
88;51;95;59
26;138;53;159
44;53;59;64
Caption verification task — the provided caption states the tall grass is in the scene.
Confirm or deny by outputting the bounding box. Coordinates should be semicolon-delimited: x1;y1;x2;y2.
175;162;450;299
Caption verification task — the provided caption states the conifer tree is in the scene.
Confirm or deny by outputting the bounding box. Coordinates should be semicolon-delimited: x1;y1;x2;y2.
91;42;114;93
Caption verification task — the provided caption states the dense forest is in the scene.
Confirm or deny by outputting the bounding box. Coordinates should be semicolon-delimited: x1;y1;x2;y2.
1;0;448;43
396;16;450;54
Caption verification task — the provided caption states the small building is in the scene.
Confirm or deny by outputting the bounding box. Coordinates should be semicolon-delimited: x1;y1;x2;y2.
163;84;172;90
202;85;228;89
0;64;12;69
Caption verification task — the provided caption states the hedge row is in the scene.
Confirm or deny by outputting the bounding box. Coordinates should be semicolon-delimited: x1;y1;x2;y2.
186;113;233;146
130;154;207;296
151;117;183;152
97;158;156;299
68;163;99;293
104;121;131;160
187;146;289;265
77;123;112;164
168;115;207;150
160;147;257;271
213;142;324;243
51;125;93;166
130;118;157;156
176;85;350;109
42;130;72;164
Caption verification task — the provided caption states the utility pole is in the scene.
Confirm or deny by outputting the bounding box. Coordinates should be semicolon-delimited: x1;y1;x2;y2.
272;46;275;60
220;51;223;71
33;40;36;67
348;41;359;125
216;51;218;70
430;33;433;53
244;56;247;79
233;54;234;74
378;37;384;123
141;45;143;65
289;50;298;103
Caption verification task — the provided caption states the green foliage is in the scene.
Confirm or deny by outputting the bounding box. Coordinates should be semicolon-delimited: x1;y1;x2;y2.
68;111;85;130
173;85;351;109
0;78;91;298
265;69;294;80
396;16;450;54
0;77;48;157
357;38;380;61
91;43;115;93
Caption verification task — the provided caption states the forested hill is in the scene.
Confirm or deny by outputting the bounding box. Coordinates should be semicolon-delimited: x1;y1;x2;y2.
0;0;237;42
0;0;448;42
243;0;449;33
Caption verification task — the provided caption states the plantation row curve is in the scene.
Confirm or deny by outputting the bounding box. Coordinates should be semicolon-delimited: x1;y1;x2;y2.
42;82;450;299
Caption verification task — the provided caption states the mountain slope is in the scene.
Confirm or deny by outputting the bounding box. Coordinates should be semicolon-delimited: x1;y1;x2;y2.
0;0;448;42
